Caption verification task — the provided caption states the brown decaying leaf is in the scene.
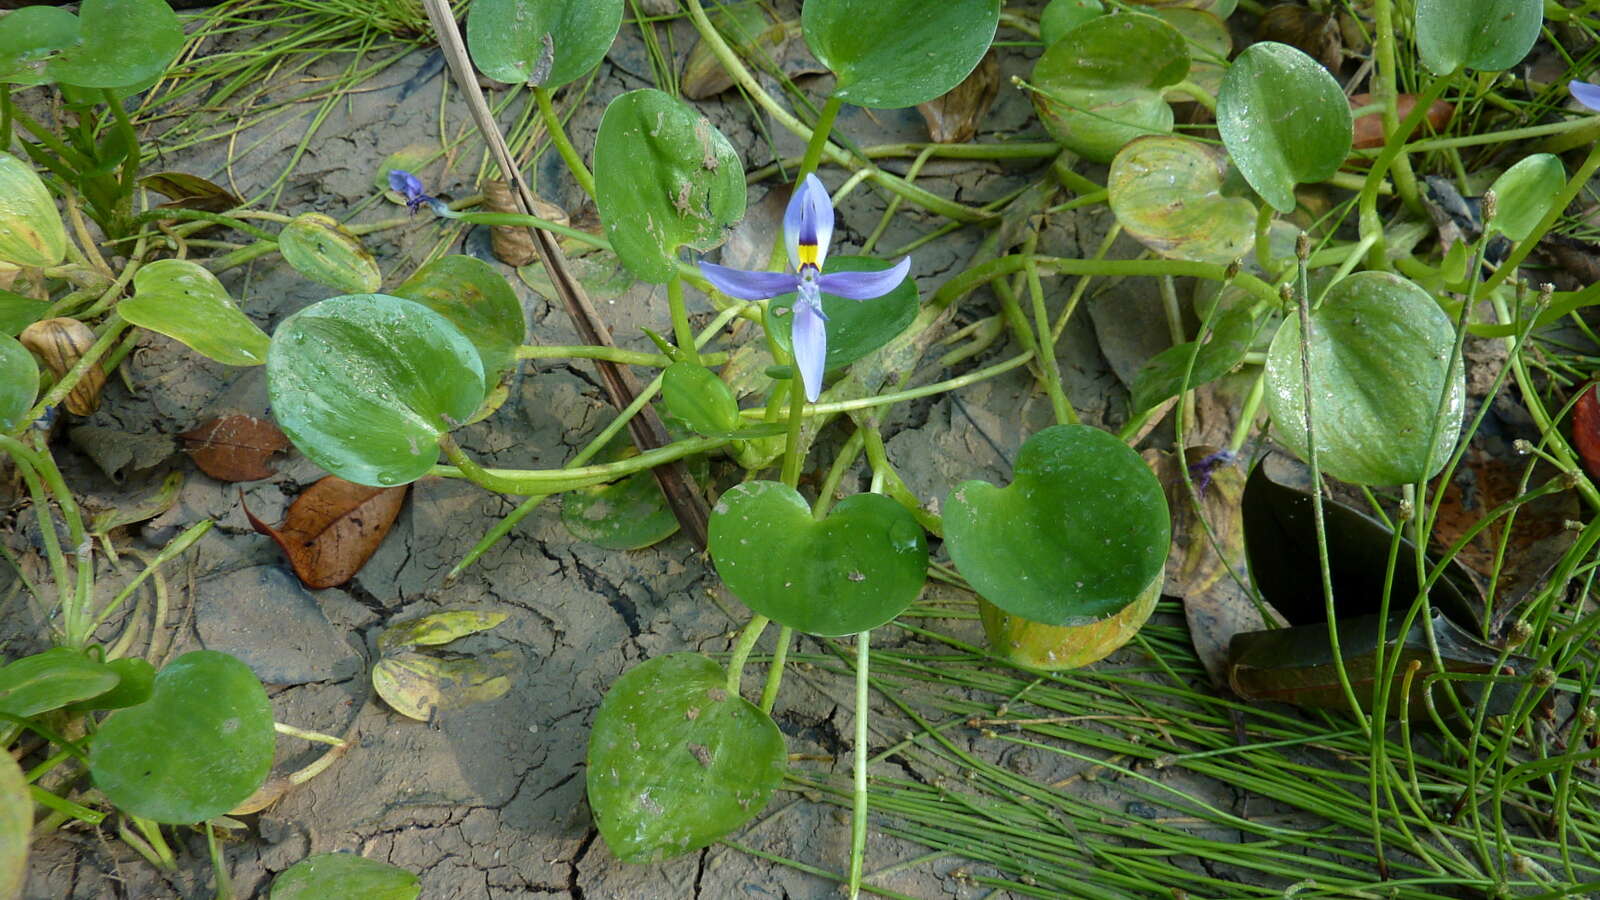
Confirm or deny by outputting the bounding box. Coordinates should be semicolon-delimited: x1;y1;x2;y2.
1258;4;1342;71
1575;383;1600;482
917;50;999;145
1349;93;1454;151
139;171;245;214
243;476;407;589
180;415;290;482
482;179;565;267
19;317;105;415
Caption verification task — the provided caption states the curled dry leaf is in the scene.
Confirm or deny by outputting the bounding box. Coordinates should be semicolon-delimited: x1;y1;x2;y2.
372;609;513;722
1258;4;1342;71
481;179;569;267
1573;382;1600;482
139;171;245;214
917;49;1000;144
180;414;290;482
1349;93;1454;151
20;317;105;415
243;475;407;589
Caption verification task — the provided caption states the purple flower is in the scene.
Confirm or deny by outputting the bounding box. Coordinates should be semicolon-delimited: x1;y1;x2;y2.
1571;80;1600;112
698;174;911;402
386;169;456;217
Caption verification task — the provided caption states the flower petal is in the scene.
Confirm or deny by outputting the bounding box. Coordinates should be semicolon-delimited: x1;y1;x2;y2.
816;256;912;300
783;173;835;272
791;300;827;402
388;169;424;199
698;262;801;300
1572;80;1600;112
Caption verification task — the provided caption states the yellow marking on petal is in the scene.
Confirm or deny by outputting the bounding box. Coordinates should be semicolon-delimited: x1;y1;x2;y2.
797;242;819;266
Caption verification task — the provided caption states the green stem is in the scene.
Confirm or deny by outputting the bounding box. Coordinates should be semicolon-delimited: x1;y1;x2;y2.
515;344;725;367
849;629;871;899
534;85;595;198
441;210;612;249
86;521;211;638
798;95;844;183
759;626;791;715
129;208;277;242
1023;252;1076;426
1370;0;1423;215
1358;75;1453;269
726;614;770;696
781;377;807;489
434;434;727;495
666;274;699;364
1482;139;1600;296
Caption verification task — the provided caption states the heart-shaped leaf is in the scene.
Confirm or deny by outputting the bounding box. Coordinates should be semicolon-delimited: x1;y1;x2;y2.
944;425;1170;626
979;578;1160;669
0;152;66;269
587;653;785;862
1265;272;1464;485
0;333;38;432
270;854;419;900
391;254;525;385
244;475;407;588
90;650;274;824
593;90;746;283
0;6;78;86
1029;14;1188;163
0;648;120;718
122;259;270;366
277;213;382;294
1416;0;1542;75
1109;136;1255;264
467;0;623;88
710;481;927;636
1150;7;1231;99
0;746;26;900
766;255;919;372
180;415;290;482
267;293;486;487
1130;301;1262;414
802;0;999;109
43;0;183;89
1218;41;1352;214
663;361;742;437
560;431;709;550
1039;0;1104;47
1487;154;1564;242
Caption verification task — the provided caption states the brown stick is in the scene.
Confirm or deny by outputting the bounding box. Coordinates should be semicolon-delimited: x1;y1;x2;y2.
418;0;709;549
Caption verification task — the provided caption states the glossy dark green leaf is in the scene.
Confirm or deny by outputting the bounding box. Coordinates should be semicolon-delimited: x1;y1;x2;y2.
122;259;270;366
467;0;623;88
802;0;999;109
1029;14;1187;163
0;648;119;718
0;6;78;86
766;256;919;372
0;333;38;432
1487;154;1564;241
0;747;25;900
710;481;927;636
1416;0;1541;75
1265;272;1464;485
90;651;274;824
1217;41;1352;213
593;90;746;284
944;425;1169;626
1109;136;1255;264
267;294;486;487
560;430;709;550
270;853;419;900
0;292;48;337
1039;0;1103;46
392;254;525;384
46;0;184;89
0;151;66;268
64;657;155;712
1130;301;1262;414
587;653;785;862
277;213;382;294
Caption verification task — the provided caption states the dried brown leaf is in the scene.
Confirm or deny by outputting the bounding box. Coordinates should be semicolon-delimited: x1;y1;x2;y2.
243;475;407;588
180;415;290;482
917;50;999;144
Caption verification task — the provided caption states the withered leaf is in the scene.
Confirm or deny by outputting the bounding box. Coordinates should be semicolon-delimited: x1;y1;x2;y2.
1349;93;1454;151
917;50;999;144
243;475;407;589
180;415;290;482
139;171;245;214
1573;382;1600;483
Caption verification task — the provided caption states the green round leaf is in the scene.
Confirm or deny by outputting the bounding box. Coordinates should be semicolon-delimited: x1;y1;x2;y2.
1039;0;1103;47
802;0;999;109
1416;0;1542;75
560;430;707;550
0;648;119;718
587;653;785;863
392;254;525;384
1151;7;1231;100
0;333;38;433
1265;272;1465;485
766;255;919;372
663;361;742;437
0;747;26;900
267;293;486;487
1217;41;1352;214
0;152;66;269
709;481;927;636
1487;154;1564;242
46;0;183;89
593;90;746;284
270;853;419;900
1109;136;1255;264
0;6;78;86
277;213;383;294
467;0;623;89
944;424;1170;626
90;650;274;824
1029;14;1187;163
0;294;48;337
122;259;270;366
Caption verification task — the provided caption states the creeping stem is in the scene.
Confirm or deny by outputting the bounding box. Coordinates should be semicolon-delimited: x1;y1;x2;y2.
534;85;596;198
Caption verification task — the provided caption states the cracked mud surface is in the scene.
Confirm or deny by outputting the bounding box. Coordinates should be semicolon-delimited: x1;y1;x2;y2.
0;10;1246;899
